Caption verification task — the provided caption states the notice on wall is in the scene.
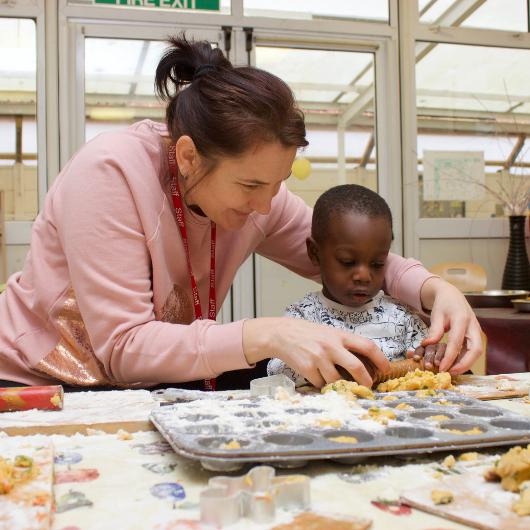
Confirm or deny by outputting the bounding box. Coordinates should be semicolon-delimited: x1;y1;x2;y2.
423;150;485;201
92;0;220;10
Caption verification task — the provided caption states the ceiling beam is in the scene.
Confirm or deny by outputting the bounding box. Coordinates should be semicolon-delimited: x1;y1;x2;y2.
503;133;526;169
340;0;487;127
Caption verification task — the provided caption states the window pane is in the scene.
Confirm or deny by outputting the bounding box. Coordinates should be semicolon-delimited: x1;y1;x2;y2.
245;0;388;23
419;0;527;32
254;45;377;316
85;38;166;138
85;37;219;138
0;18;38;221
416;42;530;219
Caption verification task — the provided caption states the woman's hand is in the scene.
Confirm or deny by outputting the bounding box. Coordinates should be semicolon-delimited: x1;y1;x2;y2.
419;277;484;374
242;317;390;388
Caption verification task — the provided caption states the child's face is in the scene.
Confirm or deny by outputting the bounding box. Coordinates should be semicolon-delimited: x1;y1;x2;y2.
308;211;392;308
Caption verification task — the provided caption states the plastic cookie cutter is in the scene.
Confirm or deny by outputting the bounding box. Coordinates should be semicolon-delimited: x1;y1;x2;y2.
200;465;310;527
250;374;296;398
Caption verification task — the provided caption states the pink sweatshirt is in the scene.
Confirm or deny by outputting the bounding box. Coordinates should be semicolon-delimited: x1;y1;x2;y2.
0;120;434;386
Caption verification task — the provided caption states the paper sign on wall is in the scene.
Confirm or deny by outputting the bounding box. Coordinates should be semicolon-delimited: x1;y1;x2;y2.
422;150;485;201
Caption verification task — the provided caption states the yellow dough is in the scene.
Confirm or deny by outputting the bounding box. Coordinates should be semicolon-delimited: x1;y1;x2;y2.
445;427;483;435
485;446;530;517
431;489;454;505
395;403;414;411
442;455;456;468
513;483;530;516
322;380;375;400
221;440;241;450
484;444;530;492
0;455;36;495
361;406;396;425
316;418;343;428
328;436;359;444
459;452;480;462
376;369;452;393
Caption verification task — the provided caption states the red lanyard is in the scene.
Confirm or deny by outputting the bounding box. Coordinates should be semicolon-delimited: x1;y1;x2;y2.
167;144;217;391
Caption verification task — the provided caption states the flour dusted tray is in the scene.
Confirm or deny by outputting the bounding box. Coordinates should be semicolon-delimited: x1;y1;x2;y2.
149;390;530;472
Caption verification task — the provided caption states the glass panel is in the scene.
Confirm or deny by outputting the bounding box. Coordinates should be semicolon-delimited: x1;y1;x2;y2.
419;0;527;32
245;0;388;23
0;18;38;221
416;42;530;219
85;37;219;138
254;45;377;316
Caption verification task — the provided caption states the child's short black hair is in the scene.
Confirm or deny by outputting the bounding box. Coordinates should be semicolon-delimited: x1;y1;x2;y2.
312;184;393;242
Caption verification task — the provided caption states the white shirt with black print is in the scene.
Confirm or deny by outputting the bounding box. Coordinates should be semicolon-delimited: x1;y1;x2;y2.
267;290;428;386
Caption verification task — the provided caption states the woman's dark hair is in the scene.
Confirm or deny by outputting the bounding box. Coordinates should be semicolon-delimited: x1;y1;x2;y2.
155;34;308;169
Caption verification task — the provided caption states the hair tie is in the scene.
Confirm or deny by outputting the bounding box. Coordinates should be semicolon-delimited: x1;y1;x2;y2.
193;64;216;81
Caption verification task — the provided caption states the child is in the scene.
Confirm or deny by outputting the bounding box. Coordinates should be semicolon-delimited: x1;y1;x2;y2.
267;184;445;386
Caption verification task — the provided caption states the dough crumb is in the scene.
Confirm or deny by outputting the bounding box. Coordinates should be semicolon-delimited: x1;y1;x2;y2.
221;440;241;450
431;489;454;505
86;428;105;436
116;429;133;440
322;380;374;400
328;435;358;444
442;455;456;469
513;482;530;516
459;452;480;462
316;418;343;428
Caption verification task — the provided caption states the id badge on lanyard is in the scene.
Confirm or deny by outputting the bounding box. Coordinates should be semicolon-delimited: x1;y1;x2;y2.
168;144;217;391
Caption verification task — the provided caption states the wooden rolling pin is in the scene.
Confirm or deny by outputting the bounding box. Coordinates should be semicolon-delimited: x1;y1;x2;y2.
370;358;438;386
339;357;437;388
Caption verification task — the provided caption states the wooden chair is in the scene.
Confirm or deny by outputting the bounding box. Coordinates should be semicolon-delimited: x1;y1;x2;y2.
429;262;487;292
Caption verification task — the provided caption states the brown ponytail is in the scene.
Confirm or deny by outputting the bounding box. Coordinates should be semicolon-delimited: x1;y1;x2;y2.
155;34;308;168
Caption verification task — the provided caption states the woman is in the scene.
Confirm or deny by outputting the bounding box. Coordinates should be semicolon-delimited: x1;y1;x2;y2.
0;36;482;390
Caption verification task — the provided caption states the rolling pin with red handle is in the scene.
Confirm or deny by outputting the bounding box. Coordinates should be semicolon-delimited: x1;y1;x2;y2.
0;385;64;412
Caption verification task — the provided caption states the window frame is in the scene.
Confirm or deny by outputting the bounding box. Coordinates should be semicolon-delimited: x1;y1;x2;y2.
0;0;49;249
400;3;530;258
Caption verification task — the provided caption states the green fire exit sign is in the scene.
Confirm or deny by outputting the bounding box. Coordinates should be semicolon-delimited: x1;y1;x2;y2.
93;0;220;10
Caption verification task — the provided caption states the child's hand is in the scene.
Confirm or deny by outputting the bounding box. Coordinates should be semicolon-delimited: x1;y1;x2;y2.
407;343;447;371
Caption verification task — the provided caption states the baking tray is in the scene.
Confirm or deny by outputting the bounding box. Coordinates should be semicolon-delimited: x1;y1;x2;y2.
465;290;529;308
512;298;530;313
149;390;530;472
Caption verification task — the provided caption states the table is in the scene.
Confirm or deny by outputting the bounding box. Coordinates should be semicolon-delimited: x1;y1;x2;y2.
4;375;530;530
473;308;530;374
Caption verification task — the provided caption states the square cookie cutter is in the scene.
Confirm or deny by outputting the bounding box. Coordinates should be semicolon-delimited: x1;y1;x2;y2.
250;375;296;398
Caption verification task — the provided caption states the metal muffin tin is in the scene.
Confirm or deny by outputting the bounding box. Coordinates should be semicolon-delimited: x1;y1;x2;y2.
150;389;530;472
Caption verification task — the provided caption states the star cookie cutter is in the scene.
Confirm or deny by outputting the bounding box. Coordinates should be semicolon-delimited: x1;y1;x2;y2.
250;374;295;398
200;465;310;526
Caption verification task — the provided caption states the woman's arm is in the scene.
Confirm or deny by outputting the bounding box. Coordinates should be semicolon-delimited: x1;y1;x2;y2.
418;277;483;374
243;317;389;388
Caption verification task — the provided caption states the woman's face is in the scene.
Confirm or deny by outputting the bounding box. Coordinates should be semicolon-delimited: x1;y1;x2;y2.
183;141;297;230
